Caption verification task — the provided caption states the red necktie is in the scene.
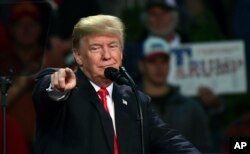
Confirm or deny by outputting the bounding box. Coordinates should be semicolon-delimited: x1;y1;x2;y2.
98;88;119;154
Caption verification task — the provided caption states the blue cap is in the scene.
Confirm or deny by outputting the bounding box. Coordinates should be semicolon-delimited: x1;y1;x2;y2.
146;0;178;11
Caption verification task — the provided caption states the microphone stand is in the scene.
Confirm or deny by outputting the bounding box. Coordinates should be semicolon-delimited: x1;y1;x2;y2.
119;66;145;154
0;71;13;154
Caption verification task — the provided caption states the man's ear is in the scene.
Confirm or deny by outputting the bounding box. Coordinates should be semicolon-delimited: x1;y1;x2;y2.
72;49;83;66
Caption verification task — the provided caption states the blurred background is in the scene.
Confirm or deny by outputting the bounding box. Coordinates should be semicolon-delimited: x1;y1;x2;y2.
0;0;249;153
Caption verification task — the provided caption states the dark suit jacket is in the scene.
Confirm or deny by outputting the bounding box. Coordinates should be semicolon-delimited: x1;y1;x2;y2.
32;68;200;154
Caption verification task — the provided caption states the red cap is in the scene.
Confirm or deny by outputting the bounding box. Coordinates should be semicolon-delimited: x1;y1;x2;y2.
10;2;41;23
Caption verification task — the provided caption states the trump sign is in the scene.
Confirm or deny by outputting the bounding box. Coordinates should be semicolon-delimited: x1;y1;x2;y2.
168;40;247;96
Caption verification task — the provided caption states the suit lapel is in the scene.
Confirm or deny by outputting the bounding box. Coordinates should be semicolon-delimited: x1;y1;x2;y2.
76;68;114;153
113;84;130;153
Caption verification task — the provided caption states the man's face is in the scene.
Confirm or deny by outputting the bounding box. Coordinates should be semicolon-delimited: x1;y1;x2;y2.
74;34;123;85
140;56;169;85
147;6;177;36
12;16;41;46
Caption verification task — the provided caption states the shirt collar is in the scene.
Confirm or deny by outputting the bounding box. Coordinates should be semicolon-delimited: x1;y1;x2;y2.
89;81;113;98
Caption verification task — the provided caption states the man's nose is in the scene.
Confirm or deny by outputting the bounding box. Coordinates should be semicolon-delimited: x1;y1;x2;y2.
102;46;111;60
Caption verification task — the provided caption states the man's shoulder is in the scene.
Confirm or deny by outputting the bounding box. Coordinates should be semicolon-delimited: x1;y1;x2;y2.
114;84;150;103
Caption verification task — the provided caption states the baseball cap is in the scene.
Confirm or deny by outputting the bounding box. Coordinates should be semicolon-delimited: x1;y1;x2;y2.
145;0;178;11
142;36;170;60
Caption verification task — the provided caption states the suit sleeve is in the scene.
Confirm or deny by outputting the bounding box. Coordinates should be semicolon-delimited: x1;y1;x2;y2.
142;95;201;153
32;68;67;132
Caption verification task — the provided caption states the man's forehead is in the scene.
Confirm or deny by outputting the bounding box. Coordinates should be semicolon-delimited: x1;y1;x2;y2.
81;34;120;44
147;6;172;14
144;54;169;62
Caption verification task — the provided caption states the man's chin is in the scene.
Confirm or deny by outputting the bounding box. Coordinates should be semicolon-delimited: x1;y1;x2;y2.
151;79;166;86
151;29;172;37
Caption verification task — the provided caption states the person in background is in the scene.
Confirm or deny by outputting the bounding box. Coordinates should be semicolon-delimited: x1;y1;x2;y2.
13;2;45;70
123;0;190;83
0;2;45;152
138;36;213;152
139;2;226;151
0;8;30;153
141;0;190;47
197;86;227;152
1;2;43;75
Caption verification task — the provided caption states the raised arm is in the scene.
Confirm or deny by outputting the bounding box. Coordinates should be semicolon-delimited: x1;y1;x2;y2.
32;68;76;131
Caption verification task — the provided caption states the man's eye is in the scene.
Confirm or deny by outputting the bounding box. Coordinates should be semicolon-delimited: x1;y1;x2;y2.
109;44;119;49
110;45;117;48
90;46;101;52
91;47;98;50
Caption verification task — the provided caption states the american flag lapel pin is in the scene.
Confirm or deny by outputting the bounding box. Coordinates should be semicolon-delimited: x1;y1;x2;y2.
122;99;128;105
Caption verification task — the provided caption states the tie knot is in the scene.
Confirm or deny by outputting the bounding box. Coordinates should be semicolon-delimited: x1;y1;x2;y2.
98;87;108;97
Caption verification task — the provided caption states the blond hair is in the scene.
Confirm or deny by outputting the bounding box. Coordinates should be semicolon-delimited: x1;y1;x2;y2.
72;14;125;50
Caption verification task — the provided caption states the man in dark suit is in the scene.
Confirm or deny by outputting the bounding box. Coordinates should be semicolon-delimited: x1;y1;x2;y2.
32;14;200;154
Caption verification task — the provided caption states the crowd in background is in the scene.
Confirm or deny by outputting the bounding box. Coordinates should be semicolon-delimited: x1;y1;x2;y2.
0;0;249;153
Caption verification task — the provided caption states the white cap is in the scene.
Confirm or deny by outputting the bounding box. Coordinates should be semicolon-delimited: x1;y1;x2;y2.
143;36;170;59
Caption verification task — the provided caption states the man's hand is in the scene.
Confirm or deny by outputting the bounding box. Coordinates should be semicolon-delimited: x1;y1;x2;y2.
50;68;76;92
198;86;219;107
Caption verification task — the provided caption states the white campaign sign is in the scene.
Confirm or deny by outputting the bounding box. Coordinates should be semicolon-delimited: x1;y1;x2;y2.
168;40;247;96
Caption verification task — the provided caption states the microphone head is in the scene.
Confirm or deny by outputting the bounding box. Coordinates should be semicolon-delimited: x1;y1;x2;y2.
104;67;129;85
104;67;119;81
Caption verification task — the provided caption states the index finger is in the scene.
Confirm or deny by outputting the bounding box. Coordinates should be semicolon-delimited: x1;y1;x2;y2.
65;67;75;77
57;68;67;89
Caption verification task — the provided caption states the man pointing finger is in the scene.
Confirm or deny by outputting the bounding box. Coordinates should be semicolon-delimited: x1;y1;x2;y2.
33;14;199;154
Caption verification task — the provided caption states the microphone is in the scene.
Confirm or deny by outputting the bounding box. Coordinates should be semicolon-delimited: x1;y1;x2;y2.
104;67;130;86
